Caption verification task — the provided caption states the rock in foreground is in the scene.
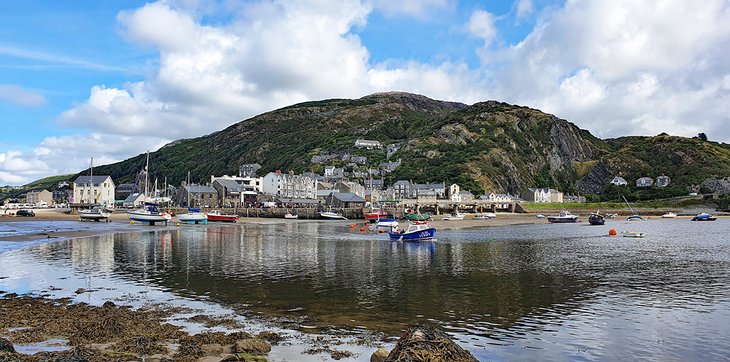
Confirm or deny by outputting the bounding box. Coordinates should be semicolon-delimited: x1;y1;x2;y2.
386;324;477;362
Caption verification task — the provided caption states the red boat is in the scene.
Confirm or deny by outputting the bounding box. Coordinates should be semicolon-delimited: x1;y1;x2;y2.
206;210;239;223
365;208;391;223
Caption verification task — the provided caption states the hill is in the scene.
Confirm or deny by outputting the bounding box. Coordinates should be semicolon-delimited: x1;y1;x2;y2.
63;92;730;198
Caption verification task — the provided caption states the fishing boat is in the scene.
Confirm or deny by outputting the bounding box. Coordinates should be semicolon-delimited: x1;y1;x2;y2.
284;212;299;219
177;208;208;224
661;212;677;218
206;210;239;223
388;222;436;242
364;207;390;223
442;212;465;221
319;210;348;220
691;213;717;221
127;202;172;225
473;213;491;220
375;216;399;229
622;231;645;238
588;211;605;225
547;211;580;223
623;196;644;221
79;206;111;222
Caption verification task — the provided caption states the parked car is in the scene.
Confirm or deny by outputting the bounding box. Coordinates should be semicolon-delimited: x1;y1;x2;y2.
16;209;35;217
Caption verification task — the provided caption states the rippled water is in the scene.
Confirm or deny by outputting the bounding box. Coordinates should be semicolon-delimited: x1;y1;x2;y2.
1;218;729;361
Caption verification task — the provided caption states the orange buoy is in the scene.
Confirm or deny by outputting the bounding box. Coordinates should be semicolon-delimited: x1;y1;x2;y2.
349;224;356;228
378;229;384;233
360;227;366;232
608;229;617;236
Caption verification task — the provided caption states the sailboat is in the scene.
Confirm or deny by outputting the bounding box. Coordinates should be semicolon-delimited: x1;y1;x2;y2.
177;172;208;224
623;196;644;221
127;151;171;226
79;157;111;222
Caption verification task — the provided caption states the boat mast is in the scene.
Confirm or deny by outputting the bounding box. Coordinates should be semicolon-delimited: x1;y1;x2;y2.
89;157;93;205
622;195;636;215
144;151;149;198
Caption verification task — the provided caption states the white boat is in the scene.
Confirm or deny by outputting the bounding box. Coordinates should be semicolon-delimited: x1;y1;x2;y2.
177;208;208;224
442;212;465;221
388;222;435;242
127;202;172;225
79;206;111;222
547;211;580;223
661;212;677;218
623;196;644;221
376;218;399;229
473;214;490;220
604;213;618;219
622;231;645;238
320;211;348;220
284;212;299;219
536;214;545;219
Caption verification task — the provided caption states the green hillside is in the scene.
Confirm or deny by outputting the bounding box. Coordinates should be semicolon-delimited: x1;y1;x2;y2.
52;92;730;198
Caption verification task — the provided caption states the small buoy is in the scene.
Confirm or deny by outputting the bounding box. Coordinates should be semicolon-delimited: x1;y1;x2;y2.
130;220;135;225
608;229;617;236
378;229;384;233
176;222;180;226
360;227;366;232
349;224;356;228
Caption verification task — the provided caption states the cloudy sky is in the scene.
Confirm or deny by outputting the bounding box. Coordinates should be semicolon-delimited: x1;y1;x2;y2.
1;0;729;185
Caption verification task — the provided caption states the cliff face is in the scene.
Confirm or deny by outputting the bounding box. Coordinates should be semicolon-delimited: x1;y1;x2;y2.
84;92;730;196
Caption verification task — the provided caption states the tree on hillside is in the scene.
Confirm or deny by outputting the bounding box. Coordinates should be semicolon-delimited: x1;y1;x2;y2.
697;133;708;141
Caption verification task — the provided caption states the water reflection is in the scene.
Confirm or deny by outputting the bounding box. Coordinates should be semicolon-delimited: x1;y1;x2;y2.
4;219;730;360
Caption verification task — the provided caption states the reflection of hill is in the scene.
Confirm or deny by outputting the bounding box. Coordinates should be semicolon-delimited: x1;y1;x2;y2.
102;224;595;336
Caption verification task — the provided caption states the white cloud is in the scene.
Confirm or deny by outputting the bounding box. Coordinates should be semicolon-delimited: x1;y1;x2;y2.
0;84;47;107
467;10;497;45
516;0;533;18
370;0;452;19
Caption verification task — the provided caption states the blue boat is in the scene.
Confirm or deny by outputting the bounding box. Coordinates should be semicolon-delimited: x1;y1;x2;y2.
691;213;717;221
388;222;436;242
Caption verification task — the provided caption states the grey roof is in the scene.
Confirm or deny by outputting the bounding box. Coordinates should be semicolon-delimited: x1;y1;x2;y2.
214;179;245;192
330;192;365;203
74;175;112;184
277;198;320;204
124;193;145;202
185;185;217;193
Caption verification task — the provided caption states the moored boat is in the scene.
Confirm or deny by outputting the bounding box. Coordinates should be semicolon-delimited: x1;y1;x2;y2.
691;213;717;221
284;212;298;219
588;212;605;225
388;222;436;242
79;206;111;222
206;210;239;223
627;214;645;221
177;208;208;224
364;207;390;223
547;211;580;223
661;212;677;218
127;202;172;225
319;210;348;220
375;217;399;229
406;213;431;221
622;231;645;238
442;212;464;221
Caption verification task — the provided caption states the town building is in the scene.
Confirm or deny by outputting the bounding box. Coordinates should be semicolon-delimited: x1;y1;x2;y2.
636;177;654;187
386;143;401;159
52;190;70;204
656;175;671;188
412;183;446;198
26;190;53;206
459;190;475;202
564;195;587;203
123;193;146;208
449;184;461;202
239;163;261;178
522;188;564;203
392;180;412;199
174;184;218;208
73;175;116;206
115;183;137;201
354;139;382;149
325;192;366;208
333;181;365;198
262;171;317;199
212;178;247;207
609;176;628;186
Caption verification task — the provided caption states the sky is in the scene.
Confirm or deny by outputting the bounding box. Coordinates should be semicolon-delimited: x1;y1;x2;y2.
1;0;729;185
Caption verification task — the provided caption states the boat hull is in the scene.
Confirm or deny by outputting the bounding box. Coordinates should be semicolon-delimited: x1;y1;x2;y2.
178;213;208;224
284;214;298;219
692;217;717;221
388;227;435;242
127;212;171;225
207;215;239;223
319;212;348;220
547;217;580;223
79;210;111;221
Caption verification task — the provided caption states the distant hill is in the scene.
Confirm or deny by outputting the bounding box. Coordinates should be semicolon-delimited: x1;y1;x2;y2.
51;92;730;198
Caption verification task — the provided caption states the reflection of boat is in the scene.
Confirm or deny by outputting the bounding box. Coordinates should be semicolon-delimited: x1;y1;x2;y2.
177;208;208;224
319;211;348;220
588;211;605;225
388;222;436;242
127;203;172;225
691;213;717;221
284;212;298;219
206;210;239;223
442;212;464;221
661;212;677;218
79;206;111;222
622;231;645;238
547;211;580;223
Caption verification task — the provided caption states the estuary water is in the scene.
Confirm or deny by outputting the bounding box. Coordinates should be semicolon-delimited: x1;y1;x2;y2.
1;218;729;361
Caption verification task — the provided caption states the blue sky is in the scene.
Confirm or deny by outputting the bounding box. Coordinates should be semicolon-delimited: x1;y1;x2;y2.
1;0;729;185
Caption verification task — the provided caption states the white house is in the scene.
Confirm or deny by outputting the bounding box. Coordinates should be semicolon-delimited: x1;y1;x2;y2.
262;171;317;199
522;188;563;203
354;139;382;149
610;176;628;186
656;175;671;187
73;175;116;206
449;184;461;202
636;177;654;187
